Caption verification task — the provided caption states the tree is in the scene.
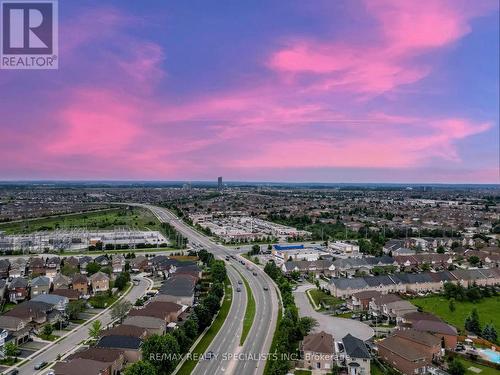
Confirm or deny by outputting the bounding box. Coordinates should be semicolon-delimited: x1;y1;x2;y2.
124;360;157;375
194;304;212;331
468;255;480;266
115;272;130;291
141;334;180;374
4;342;19;358
204;294;221;315
464;308;481;334
421;262;431;271
448;358;466;375
436;245;445;254
66;300;85;320
211;261;227;284
172;327;192;353
61;264;78;276
42;324;53;337
86;262;101;275
111;300;132;323
482;323;498;342
88;320;102;340
448;298;455;312
183;318;198;340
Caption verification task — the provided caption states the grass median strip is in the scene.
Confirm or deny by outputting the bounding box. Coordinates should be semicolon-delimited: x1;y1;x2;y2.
176;278;233;375
240;274;256;345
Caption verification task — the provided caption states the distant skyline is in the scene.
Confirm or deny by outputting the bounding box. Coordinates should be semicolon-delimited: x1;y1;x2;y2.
1;0;499;183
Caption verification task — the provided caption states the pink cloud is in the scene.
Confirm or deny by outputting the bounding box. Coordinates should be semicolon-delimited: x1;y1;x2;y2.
268;0;496;95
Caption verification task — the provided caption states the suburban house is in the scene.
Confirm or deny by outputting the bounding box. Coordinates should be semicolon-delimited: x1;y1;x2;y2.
0;316;30;344
112;255;126;273
336;334;371;375
377;330;441;375
67;347;126;375
53;357;113;375
130;256;150;273
127;301;184;323
282;260;335;277
53;273;71;289
0;259;10;279
349;291;381;311
32;293;69;312
52;288;81;301
8;259;26;278
96;335;142;363
123;316;166;336
101;324;149;340
300;331;335;372
157;274;197;306
90;272;110;293
8;277;29;303
29;257;46;276
72;274;89;295
30;275;51;298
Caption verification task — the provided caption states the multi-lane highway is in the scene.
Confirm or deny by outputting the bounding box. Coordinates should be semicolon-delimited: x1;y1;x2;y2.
142;204;279;375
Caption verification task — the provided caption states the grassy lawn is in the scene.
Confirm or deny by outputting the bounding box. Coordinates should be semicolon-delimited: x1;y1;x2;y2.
38;333;59;341
176;278;233;375
88;293;118;308
457;357;499;375
294;370;312;375
240;273;256;345
0;206;161;234
409;295;500;332
371;361;386;375
308;288;342;309
1;302;17;313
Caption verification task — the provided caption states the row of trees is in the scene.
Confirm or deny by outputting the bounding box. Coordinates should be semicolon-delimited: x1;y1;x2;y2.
443;282;497;302
264;261;317;375
160;222;188;249
124;250;227;375
463;308;498;343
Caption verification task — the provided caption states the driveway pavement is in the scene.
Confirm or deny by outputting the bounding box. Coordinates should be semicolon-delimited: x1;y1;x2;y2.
293;284;374;341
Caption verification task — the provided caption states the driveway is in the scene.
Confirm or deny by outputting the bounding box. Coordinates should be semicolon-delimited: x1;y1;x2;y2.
293;284;374;341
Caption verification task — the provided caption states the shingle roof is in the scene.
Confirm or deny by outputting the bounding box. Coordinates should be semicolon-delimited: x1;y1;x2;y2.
342;334;370;359
31;294;68;306
330;277;368;290
394;329;441;347
159;274;196;297
68;347;124;363
378;336;429;361
413;320;457;336
301;331;334;354
96;335;142;350
31;276;51;287
102;324;147;339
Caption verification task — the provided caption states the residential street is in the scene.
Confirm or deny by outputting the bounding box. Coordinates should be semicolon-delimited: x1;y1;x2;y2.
11;276;152;375
293;284;374;341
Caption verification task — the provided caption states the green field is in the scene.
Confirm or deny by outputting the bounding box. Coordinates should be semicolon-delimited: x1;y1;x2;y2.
308;288;342;309
240;274;256;345
0;207;161;234
176;279;233;375
459;358;500;375
410;295;500;332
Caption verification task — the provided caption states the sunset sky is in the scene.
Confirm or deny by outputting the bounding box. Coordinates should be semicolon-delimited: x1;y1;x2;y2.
1;0;499;183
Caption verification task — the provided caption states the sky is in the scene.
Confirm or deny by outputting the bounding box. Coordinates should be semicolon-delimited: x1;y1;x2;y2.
0;0;499;183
